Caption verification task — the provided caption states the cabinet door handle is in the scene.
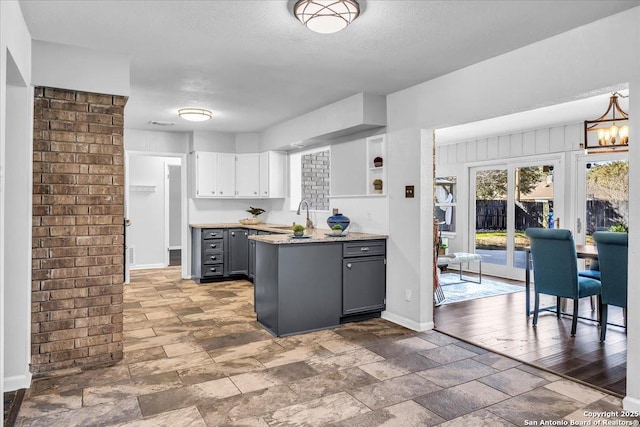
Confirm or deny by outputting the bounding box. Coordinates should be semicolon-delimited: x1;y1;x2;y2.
346;263;352;269
360;247;370;252
254;191;257;195
231;232;235;237
211;191;215;194
244;232;248;236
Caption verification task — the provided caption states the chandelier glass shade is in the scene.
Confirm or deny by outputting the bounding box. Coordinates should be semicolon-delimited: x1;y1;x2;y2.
584;93;629;153
178;108;213;122
294;0;360;34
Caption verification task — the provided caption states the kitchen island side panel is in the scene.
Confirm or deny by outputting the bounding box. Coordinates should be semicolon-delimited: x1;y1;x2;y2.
276;243;342;336
255;241;280;334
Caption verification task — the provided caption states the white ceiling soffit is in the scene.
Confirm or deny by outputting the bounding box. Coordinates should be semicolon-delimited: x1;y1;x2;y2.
436;88;630;145
19;0;640;134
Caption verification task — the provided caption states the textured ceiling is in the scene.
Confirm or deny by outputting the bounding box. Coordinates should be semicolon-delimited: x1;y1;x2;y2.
19;0;640;133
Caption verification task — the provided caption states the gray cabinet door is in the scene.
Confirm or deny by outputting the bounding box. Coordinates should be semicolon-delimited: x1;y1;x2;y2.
343;256;386;315
228;228;249;275
248;230;257;280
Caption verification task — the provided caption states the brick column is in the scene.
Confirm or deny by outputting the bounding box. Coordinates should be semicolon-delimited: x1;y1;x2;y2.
32;87;127;373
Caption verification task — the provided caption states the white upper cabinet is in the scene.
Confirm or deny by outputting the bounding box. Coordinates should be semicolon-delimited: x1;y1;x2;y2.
194;151;218;198
236;153;260;197
192;151;286;199
216;153;236;197
259;151;287;198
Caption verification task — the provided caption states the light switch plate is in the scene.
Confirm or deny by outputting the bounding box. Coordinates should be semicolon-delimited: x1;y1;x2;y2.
405;185;415;198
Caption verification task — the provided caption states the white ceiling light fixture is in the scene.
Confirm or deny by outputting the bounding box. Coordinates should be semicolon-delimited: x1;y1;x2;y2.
178;108;213;122
294;0;360;34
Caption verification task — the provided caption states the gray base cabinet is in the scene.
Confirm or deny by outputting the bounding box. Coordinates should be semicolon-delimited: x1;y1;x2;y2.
343;256;386;315
228;228;249;275
192;228;225;281
255;242;343;336
342;241;386;315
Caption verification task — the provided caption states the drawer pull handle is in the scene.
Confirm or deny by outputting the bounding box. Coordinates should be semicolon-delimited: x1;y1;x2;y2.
210;256;217;260
346;263;352;269
210;268;217;272
210;244;217;249
360;247;370;251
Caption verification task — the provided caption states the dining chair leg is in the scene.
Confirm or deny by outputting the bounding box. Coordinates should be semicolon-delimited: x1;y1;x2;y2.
590;295;595;312
571;299;579;336
623;308;627;328
556;296;561;318
533;293;540;326
600;304;608;341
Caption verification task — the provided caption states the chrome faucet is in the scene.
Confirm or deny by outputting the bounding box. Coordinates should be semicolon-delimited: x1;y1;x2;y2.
296;199;314;230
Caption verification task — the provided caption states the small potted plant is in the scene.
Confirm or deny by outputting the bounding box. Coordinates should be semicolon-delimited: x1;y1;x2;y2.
609;223;628;232
330;224;344;236
373;156;383;167
373;179;383;194
292;223;305;237
438;242;448;256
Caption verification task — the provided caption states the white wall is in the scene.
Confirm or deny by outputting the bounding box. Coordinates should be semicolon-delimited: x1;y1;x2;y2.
1;0;34;396
32;40;130;97
385;6;640;408
623;10;640;411
125;128;190;153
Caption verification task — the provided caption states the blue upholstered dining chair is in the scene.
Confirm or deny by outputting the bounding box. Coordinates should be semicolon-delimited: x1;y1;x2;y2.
578;227;609;281
525;228;602;336
593;231;628;341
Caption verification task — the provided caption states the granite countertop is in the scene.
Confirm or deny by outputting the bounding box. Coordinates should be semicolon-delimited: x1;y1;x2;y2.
249;228;387;244
190;223;292;234
189;223;387;244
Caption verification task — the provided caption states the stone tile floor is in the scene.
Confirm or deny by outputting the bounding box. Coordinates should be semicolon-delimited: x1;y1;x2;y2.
15;267;638;426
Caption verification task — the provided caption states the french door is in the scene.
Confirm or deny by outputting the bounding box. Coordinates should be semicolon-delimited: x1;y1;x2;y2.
470;156;564;280
574;152;628;246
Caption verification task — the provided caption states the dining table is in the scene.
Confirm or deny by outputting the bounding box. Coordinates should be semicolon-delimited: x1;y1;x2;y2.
524;244;598;316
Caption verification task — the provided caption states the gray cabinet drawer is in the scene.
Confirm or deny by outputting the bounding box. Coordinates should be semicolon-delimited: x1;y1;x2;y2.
203;229;224;239
343;241;385;258
203;264;224;277
203;250;223;265
202;239;224;251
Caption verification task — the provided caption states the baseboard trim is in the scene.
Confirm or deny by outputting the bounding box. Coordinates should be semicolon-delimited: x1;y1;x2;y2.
4;369;32;391
623;395;640;411
130;263;166;270
381;311;434;332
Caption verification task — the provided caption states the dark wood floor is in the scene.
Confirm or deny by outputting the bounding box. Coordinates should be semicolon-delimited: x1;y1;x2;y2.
434;274;627;396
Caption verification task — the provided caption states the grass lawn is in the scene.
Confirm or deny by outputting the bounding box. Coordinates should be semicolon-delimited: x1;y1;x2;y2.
475;231;529;249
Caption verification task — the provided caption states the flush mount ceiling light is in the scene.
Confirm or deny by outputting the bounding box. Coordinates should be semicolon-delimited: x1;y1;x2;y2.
178;108;213;122
584;92;629;153
294;0;360;34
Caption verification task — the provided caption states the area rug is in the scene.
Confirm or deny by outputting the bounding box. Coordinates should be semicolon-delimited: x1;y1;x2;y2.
438;273;524;305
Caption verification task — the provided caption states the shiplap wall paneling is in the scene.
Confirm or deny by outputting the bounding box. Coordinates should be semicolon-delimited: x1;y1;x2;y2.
535;128;550;154
510;133;524;157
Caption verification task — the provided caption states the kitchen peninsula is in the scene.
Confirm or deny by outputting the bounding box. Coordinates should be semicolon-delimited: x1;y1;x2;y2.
251;230;387;337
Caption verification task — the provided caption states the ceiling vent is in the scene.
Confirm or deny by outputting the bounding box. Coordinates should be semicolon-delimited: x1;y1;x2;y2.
149;120;176;127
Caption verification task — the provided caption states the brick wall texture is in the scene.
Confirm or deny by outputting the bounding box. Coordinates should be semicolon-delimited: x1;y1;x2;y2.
31;87;127;373
301;150;330;211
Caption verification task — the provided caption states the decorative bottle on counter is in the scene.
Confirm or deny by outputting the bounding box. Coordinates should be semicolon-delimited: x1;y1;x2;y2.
327;209;350;232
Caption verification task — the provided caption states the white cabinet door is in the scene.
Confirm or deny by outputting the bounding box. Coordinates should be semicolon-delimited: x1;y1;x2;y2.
216;153;237;197
195;152;217;198
237;154;260;197
259;151;287;198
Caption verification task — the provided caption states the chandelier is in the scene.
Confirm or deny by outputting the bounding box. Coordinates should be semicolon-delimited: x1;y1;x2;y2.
584;92;629;152
294;0;360;34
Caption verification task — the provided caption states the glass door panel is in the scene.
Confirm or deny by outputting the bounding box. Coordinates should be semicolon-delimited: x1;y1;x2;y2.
474;169;508;267
585;160;628;244
513;165;554;269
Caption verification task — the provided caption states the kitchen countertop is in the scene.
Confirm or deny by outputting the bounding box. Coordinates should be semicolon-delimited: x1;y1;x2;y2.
189;223;387;244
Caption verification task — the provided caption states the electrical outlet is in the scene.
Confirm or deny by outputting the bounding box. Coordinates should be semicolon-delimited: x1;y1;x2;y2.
405;289;412;301
405;185;415;198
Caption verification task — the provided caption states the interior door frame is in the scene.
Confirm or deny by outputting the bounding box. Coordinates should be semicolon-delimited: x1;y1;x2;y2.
125;150;189;280
467;153;565;280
